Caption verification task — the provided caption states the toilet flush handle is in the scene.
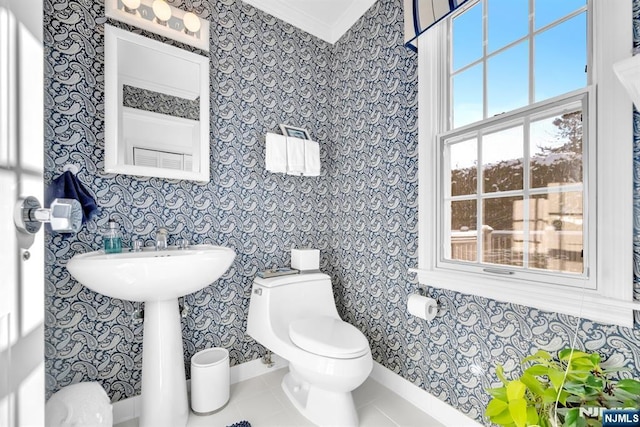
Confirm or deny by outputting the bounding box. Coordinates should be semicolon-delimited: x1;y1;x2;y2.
253;288;262;296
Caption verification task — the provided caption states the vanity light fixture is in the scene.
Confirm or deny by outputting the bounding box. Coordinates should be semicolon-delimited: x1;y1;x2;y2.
105;0;209;51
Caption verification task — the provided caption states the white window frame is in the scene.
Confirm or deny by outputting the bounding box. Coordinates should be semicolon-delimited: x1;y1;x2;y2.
438;91;593;288
413;0;635;328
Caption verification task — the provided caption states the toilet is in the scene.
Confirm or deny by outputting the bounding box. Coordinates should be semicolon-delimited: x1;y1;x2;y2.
247;273;372;427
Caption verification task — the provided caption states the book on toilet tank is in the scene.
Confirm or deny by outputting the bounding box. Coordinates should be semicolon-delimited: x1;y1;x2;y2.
257;267;300;278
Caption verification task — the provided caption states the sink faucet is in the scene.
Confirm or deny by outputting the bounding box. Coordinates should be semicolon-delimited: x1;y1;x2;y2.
155;227;168;251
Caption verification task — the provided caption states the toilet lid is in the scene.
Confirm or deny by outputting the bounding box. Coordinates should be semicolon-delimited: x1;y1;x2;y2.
289;316;369;359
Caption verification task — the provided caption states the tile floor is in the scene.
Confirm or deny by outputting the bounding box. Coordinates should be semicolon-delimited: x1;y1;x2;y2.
115;367;444;427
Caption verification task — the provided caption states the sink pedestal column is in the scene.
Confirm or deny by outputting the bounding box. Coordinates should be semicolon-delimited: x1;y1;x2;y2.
139;299;189;427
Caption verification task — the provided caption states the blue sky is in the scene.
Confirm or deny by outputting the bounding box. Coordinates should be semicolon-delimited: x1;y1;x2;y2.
451;0;587;128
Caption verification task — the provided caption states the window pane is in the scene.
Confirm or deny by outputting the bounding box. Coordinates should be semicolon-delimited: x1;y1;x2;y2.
450;138;477;196
453;63;483;128
482;196;523;266
449;200;478;262
530;110;583;189
487;41;529;117
452;2;483;71
482;125;523;193
511;198;556;270
534;13;587;102
535;0;585;30
487;0;528;53
529;193;583;274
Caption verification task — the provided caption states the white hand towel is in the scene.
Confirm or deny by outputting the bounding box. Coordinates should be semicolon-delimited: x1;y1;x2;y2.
303;139;321;176
265;132;287;173
286;136;306;175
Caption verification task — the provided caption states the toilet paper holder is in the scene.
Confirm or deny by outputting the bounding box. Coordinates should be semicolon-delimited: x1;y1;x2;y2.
408;287;440;320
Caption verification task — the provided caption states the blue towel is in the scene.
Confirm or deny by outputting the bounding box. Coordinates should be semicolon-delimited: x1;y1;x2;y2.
46;170;98;224
227;422;251;427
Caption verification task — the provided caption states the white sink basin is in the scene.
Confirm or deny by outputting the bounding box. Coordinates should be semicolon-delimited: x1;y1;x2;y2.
66;244;235;302
66;243;235;427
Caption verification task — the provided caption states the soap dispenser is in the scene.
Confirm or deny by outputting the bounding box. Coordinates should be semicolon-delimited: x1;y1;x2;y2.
103;219;122;254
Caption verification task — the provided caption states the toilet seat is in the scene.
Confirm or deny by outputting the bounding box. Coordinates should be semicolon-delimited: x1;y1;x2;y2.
289;316;369;359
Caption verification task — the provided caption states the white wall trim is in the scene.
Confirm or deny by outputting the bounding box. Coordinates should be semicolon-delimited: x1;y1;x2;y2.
410;268;637;328
111;394;140;425
113;357;478;426
370;362;482;427
241;0;375;44
329;0;377;44
229;353;288;385
241;0;331;42
112;354;288;424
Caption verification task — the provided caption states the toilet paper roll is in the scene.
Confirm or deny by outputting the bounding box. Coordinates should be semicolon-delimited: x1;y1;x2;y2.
407;294;438;321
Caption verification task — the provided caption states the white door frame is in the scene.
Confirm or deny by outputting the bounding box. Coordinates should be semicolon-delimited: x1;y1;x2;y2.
0;0;45;425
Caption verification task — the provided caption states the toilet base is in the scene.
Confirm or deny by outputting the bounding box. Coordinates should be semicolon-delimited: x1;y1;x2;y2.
282;371;359;427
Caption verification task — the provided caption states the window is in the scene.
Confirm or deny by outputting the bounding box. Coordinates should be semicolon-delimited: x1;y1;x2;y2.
451;0;588;128
415;0;634;327
440;93;590;287
444;1;592;286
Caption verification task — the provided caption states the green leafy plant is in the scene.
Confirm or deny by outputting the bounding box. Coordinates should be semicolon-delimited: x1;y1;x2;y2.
486;348;640;427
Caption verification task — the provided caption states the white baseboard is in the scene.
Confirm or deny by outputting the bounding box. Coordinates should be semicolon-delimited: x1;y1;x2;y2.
370;362;482;427
112;394;140;425
112;354;288;424
113;357;479;426
230;353;288;385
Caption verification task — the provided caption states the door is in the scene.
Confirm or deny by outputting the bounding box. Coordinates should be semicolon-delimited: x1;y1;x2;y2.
0;0;45;425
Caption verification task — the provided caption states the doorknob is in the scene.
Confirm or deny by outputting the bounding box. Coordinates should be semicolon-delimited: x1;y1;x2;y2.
14;196;82;234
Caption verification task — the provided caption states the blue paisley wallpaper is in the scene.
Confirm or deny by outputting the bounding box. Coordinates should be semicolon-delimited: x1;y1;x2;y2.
43;0;640;424
122;85;200;121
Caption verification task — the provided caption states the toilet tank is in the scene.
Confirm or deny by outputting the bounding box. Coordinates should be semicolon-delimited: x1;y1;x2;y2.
247;273;340;342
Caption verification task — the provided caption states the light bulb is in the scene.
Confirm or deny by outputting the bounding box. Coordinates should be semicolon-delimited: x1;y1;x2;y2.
183;12;201;34
152;0;172;24
121;0;140;13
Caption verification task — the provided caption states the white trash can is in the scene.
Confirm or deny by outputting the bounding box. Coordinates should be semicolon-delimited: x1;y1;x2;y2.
190;348;230;415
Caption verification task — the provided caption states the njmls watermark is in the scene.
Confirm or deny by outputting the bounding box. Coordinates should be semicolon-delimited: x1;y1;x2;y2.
578;407;640;426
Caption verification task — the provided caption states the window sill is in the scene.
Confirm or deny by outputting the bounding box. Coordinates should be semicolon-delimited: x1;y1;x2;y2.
409;267;636;328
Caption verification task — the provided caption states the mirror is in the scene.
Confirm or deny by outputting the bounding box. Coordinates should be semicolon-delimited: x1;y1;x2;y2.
104;24;210;182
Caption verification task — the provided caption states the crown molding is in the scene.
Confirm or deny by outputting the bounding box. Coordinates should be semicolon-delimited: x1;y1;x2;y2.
328;0;376;43
242;0;376;44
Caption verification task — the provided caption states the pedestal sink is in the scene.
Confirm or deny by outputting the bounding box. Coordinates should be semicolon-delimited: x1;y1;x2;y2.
66;244;235;427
